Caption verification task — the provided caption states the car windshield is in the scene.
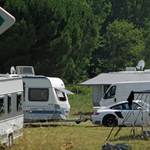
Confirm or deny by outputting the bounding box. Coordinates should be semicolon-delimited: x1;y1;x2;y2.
138;101;150;109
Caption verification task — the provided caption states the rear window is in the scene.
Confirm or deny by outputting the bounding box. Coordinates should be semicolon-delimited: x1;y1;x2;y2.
29;88;49;101
110;102;141;110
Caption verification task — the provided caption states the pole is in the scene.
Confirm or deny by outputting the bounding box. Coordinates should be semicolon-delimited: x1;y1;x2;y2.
77;86;79;114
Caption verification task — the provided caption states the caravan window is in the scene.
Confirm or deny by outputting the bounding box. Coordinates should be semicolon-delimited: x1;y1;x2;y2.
8;95;12;114
17;93;22;111
0;97;4;116
55;89;66;101
29;88;49;101
104;86;116;99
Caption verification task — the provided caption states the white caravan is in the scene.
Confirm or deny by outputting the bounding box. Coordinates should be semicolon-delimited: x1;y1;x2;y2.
0;76;23;147
10;66;73;123
96;81;150;110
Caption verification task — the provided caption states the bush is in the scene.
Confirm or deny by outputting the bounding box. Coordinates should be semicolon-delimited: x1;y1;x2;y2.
66;84;92;95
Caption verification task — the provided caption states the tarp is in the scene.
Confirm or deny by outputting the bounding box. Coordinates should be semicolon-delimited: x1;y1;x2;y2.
77;72;150;86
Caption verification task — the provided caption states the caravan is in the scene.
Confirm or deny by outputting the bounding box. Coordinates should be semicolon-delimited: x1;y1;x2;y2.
0;76;23;147
10;66;73;123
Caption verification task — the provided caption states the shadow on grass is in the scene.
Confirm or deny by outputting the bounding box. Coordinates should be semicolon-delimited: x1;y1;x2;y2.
110;134;150;142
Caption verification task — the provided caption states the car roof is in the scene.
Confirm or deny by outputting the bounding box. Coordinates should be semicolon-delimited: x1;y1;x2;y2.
107;100;142;108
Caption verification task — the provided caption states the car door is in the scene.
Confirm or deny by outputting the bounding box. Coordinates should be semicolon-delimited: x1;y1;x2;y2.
121;103;143;125
110;103;130;125
101;86;117;106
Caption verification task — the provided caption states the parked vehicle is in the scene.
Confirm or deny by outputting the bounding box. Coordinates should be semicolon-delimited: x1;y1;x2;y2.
93;81;150;111
91;100;150;127
78;60;150;106
0;76;23;147
10;66;74;123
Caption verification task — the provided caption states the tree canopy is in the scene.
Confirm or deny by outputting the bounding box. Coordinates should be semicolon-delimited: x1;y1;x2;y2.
0;0;150;83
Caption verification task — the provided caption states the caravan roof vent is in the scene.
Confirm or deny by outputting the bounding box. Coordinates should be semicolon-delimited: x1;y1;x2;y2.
16;66;35;76
126;67;136;71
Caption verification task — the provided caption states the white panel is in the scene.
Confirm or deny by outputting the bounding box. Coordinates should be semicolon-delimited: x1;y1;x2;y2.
93;85;104;106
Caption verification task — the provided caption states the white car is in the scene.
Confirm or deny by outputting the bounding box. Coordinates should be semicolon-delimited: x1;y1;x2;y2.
91;100;150;127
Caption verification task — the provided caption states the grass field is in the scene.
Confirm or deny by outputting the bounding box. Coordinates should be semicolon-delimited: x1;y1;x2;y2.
6;86;150;149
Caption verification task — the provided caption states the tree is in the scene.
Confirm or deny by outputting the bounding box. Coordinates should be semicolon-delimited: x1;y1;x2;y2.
94;20;145;73
88;0;150;78
0;0;103;83
103;0;150;29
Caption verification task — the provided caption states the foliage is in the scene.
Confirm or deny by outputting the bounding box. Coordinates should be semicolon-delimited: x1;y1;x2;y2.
1;0;150;82
0;0;109;83
102;0;150;29
90;20;145;74
66;84;92;94
88;0;150;77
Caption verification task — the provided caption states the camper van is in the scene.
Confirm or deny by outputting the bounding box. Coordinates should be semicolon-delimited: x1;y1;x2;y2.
78;60;150;106
98;81;150;109
0;76;23;147
10;66;73;123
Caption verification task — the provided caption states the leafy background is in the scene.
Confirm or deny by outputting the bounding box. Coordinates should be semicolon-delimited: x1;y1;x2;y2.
0;0;150;84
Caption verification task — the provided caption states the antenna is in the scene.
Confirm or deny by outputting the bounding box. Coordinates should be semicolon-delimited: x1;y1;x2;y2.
136;60;145;71
10;66;16;74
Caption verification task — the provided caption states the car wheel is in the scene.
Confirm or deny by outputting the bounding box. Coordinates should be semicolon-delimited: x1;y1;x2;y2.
103;115;117;127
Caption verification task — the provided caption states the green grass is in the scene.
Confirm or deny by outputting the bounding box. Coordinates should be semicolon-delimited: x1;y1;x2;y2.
7;90;150;149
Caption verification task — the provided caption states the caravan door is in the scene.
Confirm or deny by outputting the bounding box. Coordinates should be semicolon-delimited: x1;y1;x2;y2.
100;86;117;107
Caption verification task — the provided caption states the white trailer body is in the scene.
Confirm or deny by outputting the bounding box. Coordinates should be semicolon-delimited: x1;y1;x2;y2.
0;77;23;147
99;81;150;108
22;76;72;122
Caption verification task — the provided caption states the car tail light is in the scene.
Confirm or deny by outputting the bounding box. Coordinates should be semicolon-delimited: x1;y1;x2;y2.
93;112;100;115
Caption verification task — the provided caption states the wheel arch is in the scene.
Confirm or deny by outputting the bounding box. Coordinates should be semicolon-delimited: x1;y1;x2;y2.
102;114;118;126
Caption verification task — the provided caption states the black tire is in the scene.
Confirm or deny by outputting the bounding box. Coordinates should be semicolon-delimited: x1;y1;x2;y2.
103;115;117;127
76;121;81;124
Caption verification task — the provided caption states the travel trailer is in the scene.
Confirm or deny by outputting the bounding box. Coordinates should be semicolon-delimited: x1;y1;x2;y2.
10;66;74;123
93;81;150;111
0;76;23;147
22;76;72;122
78;60;150;106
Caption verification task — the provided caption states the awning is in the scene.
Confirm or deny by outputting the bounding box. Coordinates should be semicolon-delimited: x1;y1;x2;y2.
77;72;150;86
55;88;74;95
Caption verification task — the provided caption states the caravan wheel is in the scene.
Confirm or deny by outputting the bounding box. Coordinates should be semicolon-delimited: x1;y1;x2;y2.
7;134;13;148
